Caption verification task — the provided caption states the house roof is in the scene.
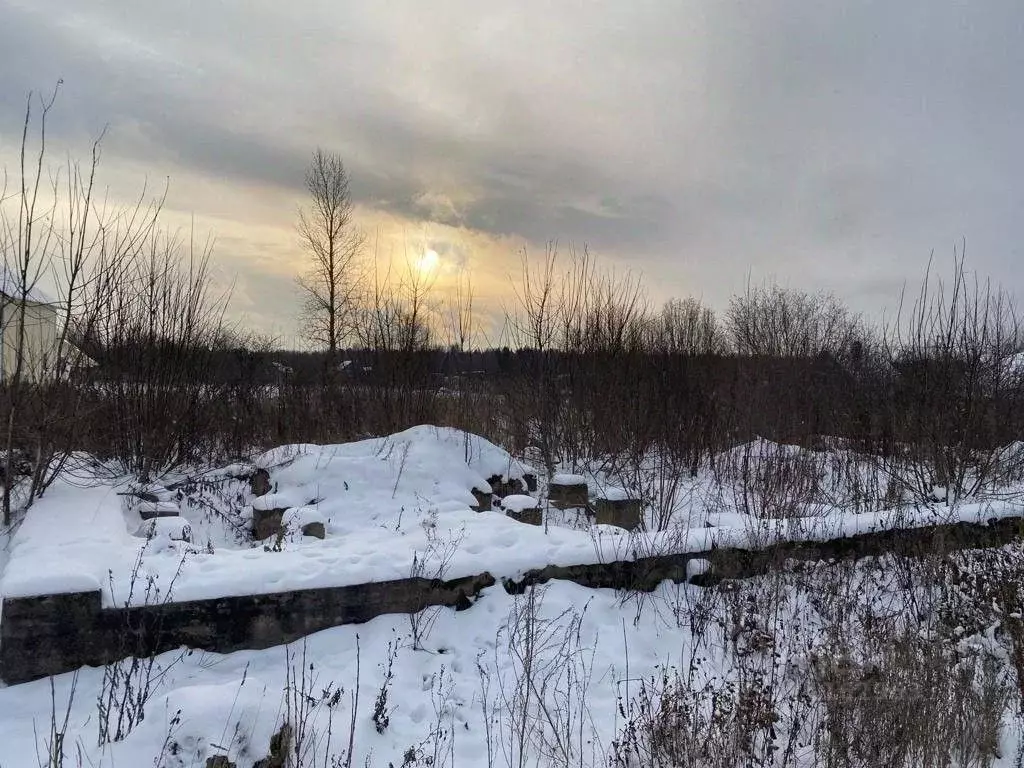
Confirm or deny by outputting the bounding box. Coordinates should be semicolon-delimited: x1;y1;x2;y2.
0;269;55;305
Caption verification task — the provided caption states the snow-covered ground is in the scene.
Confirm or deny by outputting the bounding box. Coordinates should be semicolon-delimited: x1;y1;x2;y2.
0;580;662;767
4;426;1024;766
3;426;1021;608
1;552;1021;767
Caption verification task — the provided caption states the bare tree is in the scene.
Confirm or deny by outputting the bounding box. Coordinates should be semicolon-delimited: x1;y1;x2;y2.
509;244;561;353
882;247;1024;504
296;149;365;375
88;227;231;481
726;283;862;358
352;245;436;354
651;297;725;355
442;268;475;354
507;245;565;478
0;85;165;523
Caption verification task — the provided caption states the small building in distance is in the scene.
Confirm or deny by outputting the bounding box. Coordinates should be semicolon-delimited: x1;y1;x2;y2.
0;274;93;382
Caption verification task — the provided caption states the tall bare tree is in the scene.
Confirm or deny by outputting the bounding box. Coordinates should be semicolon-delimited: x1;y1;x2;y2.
296;149;365;375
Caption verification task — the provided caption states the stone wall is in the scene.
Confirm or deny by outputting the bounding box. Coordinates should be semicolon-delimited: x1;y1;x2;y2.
3;514;1022;685
0;572;494;685
506;515;1024;593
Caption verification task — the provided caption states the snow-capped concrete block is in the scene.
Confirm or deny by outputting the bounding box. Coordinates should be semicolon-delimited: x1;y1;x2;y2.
549;475;588;509
252;493;291;511
501;494;539;513
593;489;642;531
500;494;542;525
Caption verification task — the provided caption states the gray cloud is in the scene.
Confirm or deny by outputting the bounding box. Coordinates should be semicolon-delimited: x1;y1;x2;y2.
1;0;1022;330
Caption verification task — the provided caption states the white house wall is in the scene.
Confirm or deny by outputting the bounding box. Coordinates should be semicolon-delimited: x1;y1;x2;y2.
0;299;61;383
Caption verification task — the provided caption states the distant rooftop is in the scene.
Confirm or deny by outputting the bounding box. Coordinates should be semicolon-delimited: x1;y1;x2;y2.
0;269;55;305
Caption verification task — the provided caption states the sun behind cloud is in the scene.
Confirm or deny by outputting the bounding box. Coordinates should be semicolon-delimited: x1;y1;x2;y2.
414;247;441;276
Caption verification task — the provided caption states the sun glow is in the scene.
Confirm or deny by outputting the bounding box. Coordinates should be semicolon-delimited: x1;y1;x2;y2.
415;248;441;275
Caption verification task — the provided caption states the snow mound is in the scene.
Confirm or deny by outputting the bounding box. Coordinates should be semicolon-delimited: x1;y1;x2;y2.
1;427;562;605
282;507;327;533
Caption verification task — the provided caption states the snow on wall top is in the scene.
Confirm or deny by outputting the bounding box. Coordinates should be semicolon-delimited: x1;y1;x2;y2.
551;473;588;486
1;482;128;599
595;486;632;502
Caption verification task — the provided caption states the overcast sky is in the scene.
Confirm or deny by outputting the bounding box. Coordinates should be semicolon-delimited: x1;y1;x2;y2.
1;0;1022;344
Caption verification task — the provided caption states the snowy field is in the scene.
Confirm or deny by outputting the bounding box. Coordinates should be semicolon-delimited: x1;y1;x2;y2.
3;426;1024;766
2;549;1023;766
0;580;672;766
